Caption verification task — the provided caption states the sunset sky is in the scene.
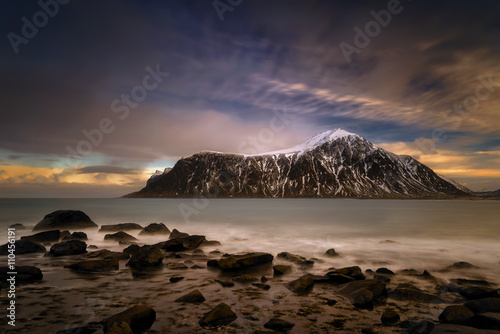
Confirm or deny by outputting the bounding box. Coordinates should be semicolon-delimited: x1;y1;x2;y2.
1;0;499;197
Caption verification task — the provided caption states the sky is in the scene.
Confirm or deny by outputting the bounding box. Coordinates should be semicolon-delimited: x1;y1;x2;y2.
0;0;499;197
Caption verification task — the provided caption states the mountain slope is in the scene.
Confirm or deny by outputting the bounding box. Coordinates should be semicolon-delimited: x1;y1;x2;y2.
125;129;470;198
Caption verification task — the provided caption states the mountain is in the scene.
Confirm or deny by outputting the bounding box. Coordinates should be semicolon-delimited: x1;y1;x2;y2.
474;189;500;197
125;129;471;198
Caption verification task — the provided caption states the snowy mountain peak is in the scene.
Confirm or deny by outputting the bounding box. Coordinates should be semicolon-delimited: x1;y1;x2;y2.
249;128;362;156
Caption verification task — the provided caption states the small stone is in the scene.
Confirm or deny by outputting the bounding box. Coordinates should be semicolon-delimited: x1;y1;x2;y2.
174;289;205;303
264;318;295;332
381;308;400;325
273;265;292;276
170;276;184;283
325;248;338;256
198;303;237;327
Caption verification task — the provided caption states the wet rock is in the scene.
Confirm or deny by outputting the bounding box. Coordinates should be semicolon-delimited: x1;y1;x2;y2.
459;286;500;300
401;320;435;334
165;262;188;270
273;265;292;276
277;252;312;265
263;318;295;332
201;239;222;247
33;210;97;231
87;249;129;260
328;266;365;280
170;276;184;283
215;279;234;287
0;240;46;255
126;245;163;268
139;223;170;236
451;279;491;287
233;275;259;283
102;305;156;334
99;223;143;233
104;232;138;243
252;283;271;290
444;262;479;270
261;276;268;283
107;322;132;334
327;273;356;284
473;312;500;330
122;244;140;255
430;324;497;333
376;268;395;275
169;229;189;239
381;308;400;324
464;298;500;313
0;266;43;283
71;232;88;240
302;274;331;283
389;283;443;303
213;252;273;271
374;274;391;283
337;279;386;309
9;223;29;230
287;275;314;293
60;230;72;240
198;303;237;327
160;235;206;251
175;289;206;303
65;259;119;272
21;230;61;243
326;299;337;306
438;305;474;325
325;248;338;256
49;240;87;256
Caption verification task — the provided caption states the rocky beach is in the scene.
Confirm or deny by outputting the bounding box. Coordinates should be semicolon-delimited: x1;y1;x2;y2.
1;209;500;334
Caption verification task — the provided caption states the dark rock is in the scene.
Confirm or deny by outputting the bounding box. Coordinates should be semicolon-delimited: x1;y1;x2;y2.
214;252;273;271
21;230;61;243
102;305;156;334
459;286;499;300
252;283;271;290
325;248;338;256
126;245;163;268
175;289;205;303
0;240;46;255
139;223;170;236
56;325;100;334
261;275;268;283
201;239;222;247
403;320;435;334
327;273;356;284
381;308;400;324
60;230;72;240
376;268;395;275
337;279;386;309
465;298;500;314
273;265;292;276
0;266;43;283
374;274;391;283
326;299;337;306
451;278;491;287
49;240;87;256
9;223;28;230
99;223;142;233
328;266;365;280
33;210;97;231
438;305;474;325
233;275;259;283
473;312;500;330
263;318;295;332
170;276;184;283
87;249;129;260
165;262;188;270
160;235;206;251
198;303;237;327
444;262;479;270
122;244;140;255
215;279;234;287
302;274;331;283
65;259;119;272
277;252;308;265
287;275;314;293
72;232;88;240
104;232;138;243
169;229;189;239
430;324;498;333
389;283;443;303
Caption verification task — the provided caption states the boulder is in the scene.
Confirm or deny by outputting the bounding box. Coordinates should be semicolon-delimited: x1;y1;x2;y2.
87;249;130;260
33;210;97;231
160;235;206;251
139;223;170;235
444;262;479;270
102;305;156;334
325;248;338;256
21;230;61;243
438;305;474;325
327;273;356;284
174;289;206;303
273;265;292;276
104;232;138;243
9;223;29;230
277;252;312;265
0;266;43;283
381;308;400;324
451;278;491;287
430;324;499;333
213;252;273;271
65;259;119;272
99;223;143;233
376;268;395;275
126;245;163;268
287;275;314;293
473;312;500;330
458;286;499;300
464;298;500;314
49;240;87;256
388;283;443;303
60;230;72;239
122;244;140;255
374;274;391;283
263;318;295;332
337;279;386;309
169;229;190;239
72;232;88;240
0;240;46;255
328;266;365;280
198;303;237;327
107;322;132;334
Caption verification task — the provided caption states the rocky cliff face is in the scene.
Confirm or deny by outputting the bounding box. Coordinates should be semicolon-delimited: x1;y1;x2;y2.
125;129;470;198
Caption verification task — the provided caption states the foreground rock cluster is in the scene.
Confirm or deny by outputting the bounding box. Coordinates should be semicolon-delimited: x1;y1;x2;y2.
2;210;500;333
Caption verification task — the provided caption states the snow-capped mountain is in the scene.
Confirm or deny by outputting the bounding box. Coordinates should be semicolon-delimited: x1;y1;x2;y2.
125;129;470;198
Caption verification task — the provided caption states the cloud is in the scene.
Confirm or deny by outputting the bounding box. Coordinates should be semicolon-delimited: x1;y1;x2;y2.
75;166;140;174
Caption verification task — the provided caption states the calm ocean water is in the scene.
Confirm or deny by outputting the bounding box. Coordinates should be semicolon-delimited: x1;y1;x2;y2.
1;198;499;276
